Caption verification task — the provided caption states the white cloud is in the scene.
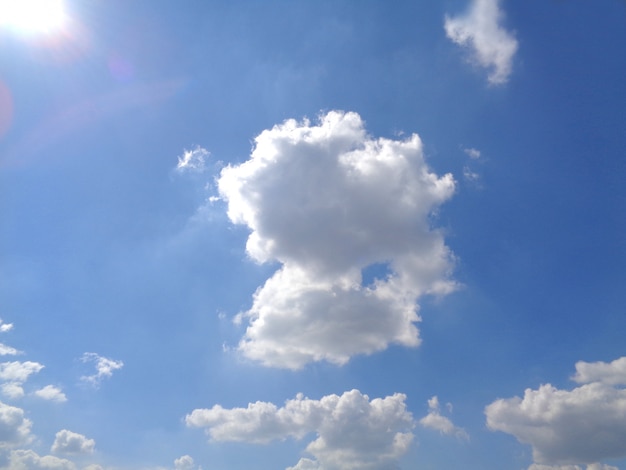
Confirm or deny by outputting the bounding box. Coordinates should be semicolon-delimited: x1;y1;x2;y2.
218;110;457;369
0;319;13;333
419;396;468;440
2;382;25;399
529;465;619;470
174;455;199;470
486;357;626;467
444;0;518;85
176;146;209;173
0;361;44;383
0;343;21;356
51;429;95;455
0;401;32;447
33;385;67;403
463;147;481;159
187;389;415;470
286;459;320;470
6;449;76;469
80;353;123;387
572;357;626;386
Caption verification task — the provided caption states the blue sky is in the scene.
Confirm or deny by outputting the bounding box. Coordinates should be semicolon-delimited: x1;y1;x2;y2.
1;0;625;469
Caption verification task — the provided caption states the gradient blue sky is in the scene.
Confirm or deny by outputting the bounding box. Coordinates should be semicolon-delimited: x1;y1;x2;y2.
1;1;626;469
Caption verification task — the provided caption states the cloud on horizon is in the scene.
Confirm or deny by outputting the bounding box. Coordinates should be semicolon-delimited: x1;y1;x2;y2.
444;0;518;85
486;356;626;468
187;389;414;470
217;110;457;369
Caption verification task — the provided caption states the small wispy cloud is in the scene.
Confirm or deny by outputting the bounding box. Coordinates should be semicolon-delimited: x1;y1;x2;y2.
444;0;518;85
0;343;21;356
420;395;469;440
463;165;482;186
80;352;124;387
463;147;481;159
176;146;209;173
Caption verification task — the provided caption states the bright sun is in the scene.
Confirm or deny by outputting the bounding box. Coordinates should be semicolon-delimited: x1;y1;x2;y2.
0;0;67;34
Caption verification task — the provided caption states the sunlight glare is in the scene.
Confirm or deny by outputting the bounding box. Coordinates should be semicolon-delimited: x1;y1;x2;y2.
0;0;67;34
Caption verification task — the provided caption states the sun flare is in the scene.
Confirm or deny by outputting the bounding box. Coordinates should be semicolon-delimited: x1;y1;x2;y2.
0;0;67;34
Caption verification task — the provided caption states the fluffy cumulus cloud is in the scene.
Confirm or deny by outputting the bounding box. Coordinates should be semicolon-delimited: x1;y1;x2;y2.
572;357;626;386
174;455;200;470
51;429;95;455
0;361;44;383
80;352;123;387
0;401;32;447
444;0;518;84
5;449;76;470
186;389;414;470
419;396;468;440
218;111;457;369
486;356;626;468
33;385;67;403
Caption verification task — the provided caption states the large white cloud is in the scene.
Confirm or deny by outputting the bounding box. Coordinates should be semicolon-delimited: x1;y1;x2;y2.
186;389;414;470
51;430;95;455
444;0;518;85
0;401;32;447
5;449;76;470
486;357;626;467
218;111;457;369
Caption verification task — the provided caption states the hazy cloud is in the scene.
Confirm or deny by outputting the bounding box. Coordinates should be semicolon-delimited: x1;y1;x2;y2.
486;357;626;466
419;396;468;440
463;147;481;159
218;111;457;369
187;389;414;470
444;0;518;84
33;385;67;403
80;353;123;387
